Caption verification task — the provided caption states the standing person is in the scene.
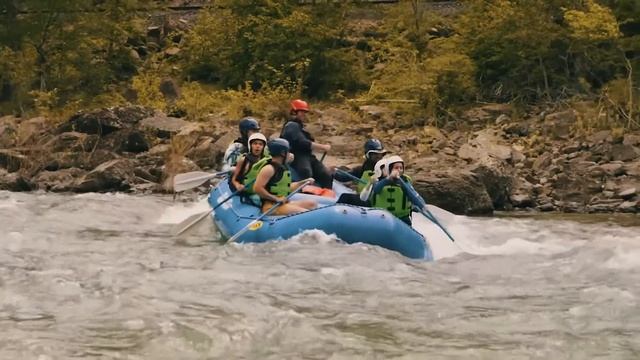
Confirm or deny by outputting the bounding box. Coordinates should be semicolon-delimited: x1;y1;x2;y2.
280;99;333;189
253;138;316;216
222;117;261;171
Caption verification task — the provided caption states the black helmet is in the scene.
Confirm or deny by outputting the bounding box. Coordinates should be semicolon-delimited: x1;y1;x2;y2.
239;117;260;135
364;138;387;158
267;138;290;157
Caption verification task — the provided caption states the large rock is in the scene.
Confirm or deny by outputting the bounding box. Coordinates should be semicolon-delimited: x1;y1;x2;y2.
413;171;494;215
186;136;223;169
0;149;27;172
162;156;201;192
159;77;181;101
13;116;50;146
510;193;534;208
318;108;357;133
58;106;153;135
598;162;625;177
624;161;640;176
617;187;637;200
471;158;513;210
358;105;392;120
0;168;33;191
0;115;17;148
462;103;512;123
457;129;513;162
618;200;639;213
43;152;86;171
623;134;640;146
32;168;87;192
544;110;576;139
139;113;189;138
212;131;238;157
532;153;553;171
587;130;611;144
98;129;150;154
503;122;529;137
73;159;137;192
326;135;358;156
550;171;603;203
610;144;640;162
45;132;99;152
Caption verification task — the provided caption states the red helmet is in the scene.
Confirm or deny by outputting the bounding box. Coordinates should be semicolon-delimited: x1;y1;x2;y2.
290;99;310;113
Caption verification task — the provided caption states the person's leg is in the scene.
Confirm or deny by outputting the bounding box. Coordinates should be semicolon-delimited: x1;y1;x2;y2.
262;201;311;215
337;193;370;207
310;156;333;189
291;152;313;180
290;199;316;210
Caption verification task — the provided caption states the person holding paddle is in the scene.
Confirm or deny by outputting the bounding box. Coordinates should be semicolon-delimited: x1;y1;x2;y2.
280;99;333;189
368;156;415;226
253;138;316;216
230;132;268;192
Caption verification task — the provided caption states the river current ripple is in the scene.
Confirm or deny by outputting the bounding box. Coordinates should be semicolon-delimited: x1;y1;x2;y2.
1;191;639;359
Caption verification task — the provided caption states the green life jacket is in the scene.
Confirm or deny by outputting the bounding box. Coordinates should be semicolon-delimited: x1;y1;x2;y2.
243;156;272;193
243;157;291;197
357;170;374;193
236;153;262;183
371;175;413;219
265;161;292;197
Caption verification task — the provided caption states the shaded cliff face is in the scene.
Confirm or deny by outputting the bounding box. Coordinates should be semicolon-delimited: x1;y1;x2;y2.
1;102;640;215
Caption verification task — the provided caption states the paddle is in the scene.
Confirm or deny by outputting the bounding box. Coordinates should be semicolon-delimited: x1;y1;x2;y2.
173;179;255;236
227;179;313;243
397;177;456;243
335;168;456;242
173;170;231;192
334;168;366;185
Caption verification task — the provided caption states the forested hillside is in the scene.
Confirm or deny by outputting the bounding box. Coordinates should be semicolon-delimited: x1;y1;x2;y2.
1;0;638;127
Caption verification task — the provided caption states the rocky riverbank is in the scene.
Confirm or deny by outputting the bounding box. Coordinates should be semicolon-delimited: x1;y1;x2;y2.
1;103;639;215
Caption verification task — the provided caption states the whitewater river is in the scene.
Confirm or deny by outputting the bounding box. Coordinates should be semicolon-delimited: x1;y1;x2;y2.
1;190;639;359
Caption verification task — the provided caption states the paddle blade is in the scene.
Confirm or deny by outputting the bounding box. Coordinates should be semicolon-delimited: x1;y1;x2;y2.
173;209;213;236
412;212;463;260
173;171;227;192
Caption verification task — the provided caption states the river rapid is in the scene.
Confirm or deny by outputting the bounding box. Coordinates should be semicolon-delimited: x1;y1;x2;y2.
1;190;639;359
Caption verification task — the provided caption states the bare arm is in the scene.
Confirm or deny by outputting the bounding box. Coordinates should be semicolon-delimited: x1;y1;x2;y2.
311;142;331;152
230;157;245;191
291;178;315;191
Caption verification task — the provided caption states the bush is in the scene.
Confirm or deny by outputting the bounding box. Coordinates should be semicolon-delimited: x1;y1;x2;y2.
180;1;365;99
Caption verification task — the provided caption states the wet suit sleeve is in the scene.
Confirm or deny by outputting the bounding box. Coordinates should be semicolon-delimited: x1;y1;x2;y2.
372;178;392;195
282;122;312;153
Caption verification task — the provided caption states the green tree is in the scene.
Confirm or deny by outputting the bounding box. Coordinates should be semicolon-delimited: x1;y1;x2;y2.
180;0;366;98
0;0;147;114
458;0;623;101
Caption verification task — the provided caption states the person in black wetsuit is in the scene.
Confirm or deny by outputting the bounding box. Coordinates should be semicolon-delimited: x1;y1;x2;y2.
280;99;333;189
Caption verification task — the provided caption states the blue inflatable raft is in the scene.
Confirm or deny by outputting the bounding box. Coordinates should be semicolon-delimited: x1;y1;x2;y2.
207;180;433;260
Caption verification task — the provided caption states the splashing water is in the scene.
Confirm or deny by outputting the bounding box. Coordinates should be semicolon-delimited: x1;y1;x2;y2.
1;191;639;359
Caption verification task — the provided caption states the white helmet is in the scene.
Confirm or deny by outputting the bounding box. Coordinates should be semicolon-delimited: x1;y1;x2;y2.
373;158;388;179
384;155;404;175
247;133;267;149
